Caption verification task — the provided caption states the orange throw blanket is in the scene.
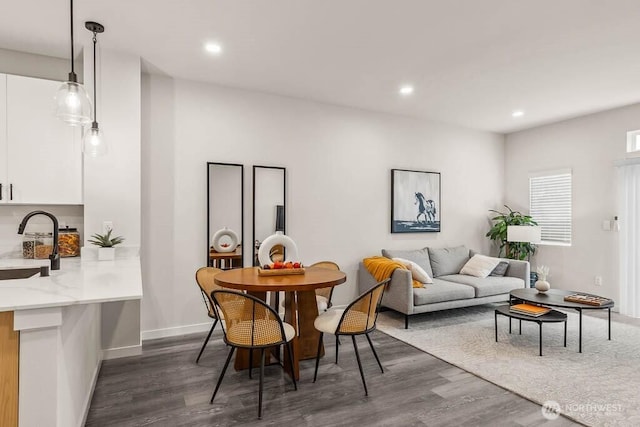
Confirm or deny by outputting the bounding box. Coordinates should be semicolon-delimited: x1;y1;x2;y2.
363;256;422;288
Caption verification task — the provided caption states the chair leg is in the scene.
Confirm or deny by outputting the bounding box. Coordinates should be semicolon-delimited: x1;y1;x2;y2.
335;335;340;364
249;349;253;379
285;341;297;390
196;319;217;363
210;346;235;404
352;335;368;396
405;315;409;329
258;348;265;419
365;333;384;374
313;332;324;383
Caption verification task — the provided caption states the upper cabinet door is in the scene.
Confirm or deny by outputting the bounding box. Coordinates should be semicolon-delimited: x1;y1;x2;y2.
0;74;7;202
6;75;82;204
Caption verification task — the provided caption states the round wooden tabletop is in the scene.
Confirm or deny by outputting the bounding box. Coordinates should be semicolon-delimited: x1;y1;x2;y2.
214;267;346;292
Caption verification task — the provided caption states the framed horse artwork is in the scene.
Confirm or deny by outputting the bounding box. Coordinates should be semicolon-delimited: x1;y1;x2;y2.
391;169;441;233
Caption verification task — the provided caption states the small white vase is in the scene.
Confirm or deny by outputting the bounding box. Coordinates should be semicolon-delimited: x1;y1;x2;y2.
98;247;116;261
535;280;550;293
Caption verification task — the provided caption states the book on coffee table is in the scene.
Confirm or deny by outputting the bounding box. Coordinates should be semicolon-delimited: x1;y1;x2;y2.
564;293;613;306
509;303;551;317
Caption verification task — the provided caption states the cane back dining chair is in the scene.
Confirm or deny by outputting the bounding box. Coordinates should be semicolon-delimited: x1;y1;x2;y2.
313;278;390;396
310;261;340;311
195;267;225;363
210;290;297;419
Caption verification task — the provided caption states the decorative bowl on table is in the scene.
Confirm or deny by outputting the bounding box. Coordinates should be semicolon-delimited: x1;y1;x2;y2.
258;261;305;276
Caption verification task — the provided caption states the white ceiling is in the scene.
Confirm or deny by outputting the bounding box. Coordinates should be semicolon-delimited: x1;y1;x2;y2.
2;0;640;134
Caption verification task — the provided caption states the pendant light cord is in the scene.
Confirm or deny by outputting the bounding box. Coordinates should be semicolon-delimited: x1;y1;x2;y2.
69;0;75;76
92;31;97;125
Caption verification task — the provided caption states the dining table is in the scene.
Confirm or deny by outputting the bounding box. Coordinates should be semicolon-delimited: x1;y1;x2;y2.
214;266;346;380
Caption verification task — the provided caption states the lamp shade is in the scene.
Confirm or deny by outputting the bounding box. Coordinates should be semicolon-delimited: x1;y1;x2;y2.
507;225;542;243
82;124;107;157
54;80;92;126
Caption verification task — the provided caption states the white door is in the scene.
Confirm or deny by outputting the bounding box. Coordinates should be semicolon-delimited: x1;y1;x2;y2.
0;74;7;202
6;75;82;204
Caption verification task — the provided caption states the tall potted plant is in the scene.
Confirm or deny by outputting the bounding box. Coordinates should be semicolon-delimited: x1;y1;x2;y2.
486;205;538;260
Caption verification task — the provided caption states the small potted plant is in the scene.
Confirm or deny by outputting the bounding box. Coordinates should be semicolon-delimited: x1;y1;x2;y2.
89;230;125;261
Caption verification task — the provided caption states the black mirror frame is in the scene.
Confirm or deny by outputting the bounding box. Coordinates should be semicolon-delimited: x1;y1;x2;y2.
207;162;244;267
252;165;287;267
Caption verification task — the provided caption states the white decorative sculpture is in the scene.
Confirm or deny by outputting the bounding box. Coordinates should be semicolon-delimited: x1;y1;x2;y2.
257;231;299;266
211;227;239;253
535;265;551;293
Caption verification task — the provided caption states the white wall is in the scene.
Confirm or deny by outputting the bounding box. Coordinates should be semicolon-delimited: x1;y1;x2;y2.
83;47;142;351
505;103;640;301
141;75;505;336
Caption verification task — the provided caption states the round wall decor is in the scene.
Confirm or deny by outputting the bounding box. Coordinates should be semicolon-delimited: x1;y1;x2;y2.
211;227;239;253
258;232;299;266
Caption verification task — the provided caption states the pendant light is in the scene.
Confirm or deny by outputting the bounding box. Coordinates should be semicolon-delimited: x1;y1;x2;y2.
55;0;92;126
83;21;107;157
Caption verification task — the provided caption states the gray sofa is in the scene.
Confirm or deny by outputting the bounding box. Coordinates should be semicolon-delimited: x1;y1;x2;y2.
358;246;529;328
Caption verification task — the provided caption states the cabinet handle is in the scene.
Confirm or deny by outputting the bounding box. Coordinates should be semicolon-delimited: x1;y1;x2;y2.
10;184;13;201
0;183;2;201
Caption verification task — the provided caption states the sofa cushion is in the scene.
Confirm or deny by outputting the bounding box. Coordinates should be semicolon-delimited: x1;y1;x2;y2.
460;255;501;278
382;248;433;278
438;274;524;297
427;246;470;277
413;278;475;305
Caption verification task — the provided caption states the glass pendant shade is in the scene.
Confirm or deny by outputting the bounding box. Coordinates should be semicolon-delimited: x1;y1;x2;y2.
55;80;92;126
82;123;107;157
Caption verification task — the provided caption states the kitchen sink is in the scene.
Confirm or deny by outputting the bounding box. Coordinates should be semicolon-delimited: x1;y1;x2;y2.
0;267;41;280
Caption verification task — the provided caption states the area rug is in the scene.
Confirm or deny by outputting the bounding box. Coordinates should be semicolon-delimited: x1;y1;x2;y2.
377;305;640;427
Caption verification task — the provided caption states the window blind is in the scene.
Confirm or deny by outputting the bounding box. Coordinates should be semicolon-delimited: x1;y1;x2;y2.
529;172;572;244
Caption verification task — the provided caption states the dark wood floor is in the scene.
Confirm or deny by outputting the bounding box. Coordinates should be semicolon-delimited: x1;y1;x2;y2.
86;328;580;426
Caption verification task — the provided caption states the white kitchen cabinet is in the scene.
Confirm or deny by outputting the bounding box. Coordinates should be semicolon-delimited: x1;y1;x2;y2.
0;74;7;203
1;74;82;204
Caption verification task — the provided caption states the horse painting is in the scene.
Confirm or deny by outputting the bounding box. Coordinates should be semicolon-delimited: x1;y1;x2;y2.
415;192;436;224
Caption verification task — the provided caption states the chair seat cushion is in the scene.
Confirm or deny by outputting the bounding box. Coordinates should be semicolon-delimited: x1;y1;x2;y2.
314;308;371;334
281;295;329;312
316;295;329;312
314;308;344;334
227;319;295;345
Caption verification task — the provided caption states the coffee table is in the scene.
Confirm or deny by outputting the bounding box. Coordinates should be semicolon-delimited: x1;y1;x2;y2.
495;305;567;356
510;288;614;353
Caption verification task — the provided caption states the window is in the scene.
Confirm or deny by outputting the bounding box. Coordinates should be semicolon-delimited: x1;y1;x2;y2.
529;170;572;245
627;130;640;154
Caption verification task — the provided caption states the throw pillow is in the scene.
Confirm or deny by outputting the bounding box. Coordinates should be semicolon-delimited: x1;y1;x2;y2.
490;261;510;277
460;254;501;278
381;248;433;278
392;257;433;284
427;246;470;277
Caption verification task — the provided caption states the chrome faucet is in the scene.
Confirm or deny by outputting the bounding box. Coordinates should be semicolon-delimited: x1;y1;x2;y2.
18;210;60;271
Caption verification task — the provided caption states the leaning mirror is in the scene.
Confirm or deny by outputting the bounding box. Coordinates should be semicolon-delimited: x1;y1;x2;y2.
207;162;244;269
252;166;286;266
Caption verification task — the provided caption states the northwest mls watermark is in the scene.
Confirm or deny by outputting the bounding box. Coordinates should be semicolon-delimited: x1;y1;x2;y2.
541;400;624;420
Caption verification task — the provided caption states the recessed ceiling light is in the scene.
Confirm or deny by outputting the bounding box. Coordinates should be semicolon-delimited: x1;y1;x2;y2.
512;110;524;118
399;85;414;96
205;42;222;55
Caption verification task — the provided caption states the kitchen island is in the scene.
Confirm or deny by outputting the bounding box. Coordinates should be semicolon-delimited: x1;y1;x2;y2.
0;257;143;427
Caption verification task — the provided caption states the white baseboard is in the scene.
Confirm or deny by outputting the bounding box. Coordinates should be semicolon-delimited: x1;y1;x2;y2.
79;359;102;427
141;322;212;341
102;343;142;360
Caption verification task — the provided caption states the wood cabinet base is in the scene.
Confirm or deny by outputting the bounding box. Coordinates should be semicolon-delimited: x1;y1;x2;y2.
0;311;19;427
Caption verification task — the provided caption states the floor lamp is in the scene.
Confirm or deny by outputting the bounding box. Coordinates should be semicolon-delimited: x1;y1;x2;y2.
507;225;542;287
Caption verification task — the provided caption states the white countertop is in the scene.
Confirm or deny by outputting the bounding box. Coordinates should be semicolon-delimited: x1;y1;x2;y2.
0;257;143;312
